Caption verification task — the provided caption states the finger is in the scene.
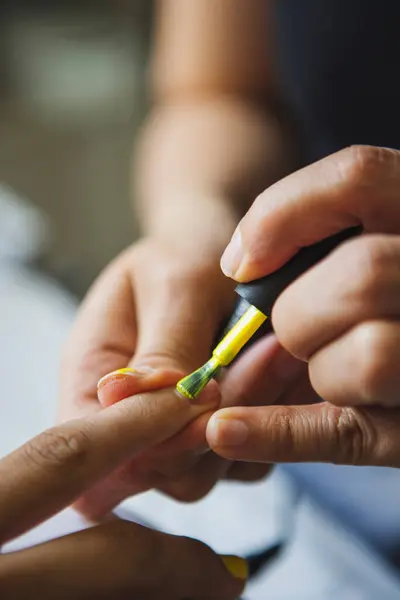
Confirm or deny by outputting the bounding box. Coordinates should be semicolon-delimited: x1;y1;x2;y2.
139;337;289;483
82;358;314;518
0;383;220;543
148;370;286;480
74;368;183;519
207;402;400;467
0;521;245;599
220;334;306;407
158;451;231;503
97;366;182;407
121;253;234;487
76;412;216;520
220;146;400;281
73;468;151;520
60;253;137;420
93;373;215;517
225;461;273;482
147;412;213;474
272;235;400;360
309;320;400;407
99;368;214;477
131;243;234;372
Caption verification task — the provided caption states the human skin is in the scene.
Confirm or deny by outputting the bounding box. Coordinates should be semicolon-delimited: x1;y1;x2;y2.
0;385;245;599
59;0;293;517
208;146;400;468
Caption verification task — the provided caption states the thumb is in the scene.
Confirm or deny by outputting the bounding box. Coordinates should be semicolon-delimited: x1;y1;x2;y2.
222;146;400;282
206;403;400;467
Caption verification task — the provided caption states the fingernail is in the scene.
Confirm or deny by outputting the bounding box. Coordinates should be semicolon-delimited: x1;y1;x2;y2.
220;228;244;278
97;367;154;390
220;555;248;581
208;418;249;447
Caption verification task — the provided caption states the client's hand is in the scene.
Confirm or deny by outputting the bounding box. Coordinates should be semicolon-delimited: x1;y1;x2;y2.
0;388;246;599
60;237;279;518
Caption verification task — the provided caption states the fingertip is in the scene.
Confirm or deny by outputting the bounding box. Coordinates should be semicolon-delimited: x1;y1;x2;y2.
219;554;248;597
220;555;249;583
206;409;249;454
220;228;243;279
97;368;148;406
97;367;183;406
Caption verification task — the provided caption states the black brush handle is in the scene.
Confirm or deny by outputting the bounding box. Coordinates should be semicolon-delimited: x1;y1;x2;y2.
215;226;361;354
235;226;361;317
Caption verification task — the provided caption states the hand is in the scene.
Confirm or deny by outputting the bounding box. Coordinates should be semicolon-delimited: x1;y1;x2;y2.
208;146;400;467
61;236;270;517
0;388;246;599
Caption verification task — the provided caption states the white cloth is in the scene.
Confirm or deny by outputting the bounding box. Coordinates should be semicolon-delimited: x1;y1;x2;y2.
0;184;76;456
5;478;400;599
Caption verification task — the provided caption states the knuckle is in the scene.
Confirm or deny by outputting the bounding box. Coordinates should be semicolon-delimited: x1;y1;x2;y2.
353;323;388;404
24;426;91;471
270;407;298;459
327;405;374;465
347;236;390;296
337;145;388;188
358;236;389;273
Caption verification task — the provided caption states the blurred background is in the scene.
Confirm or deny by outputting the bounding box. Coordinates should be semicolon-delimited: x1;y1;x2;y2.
3;7;400;598
1;0;153;296
0;0;154;455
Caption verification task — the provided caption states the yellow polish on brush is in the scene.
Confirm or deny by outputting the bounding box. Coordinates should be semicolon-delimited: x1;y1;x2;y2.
176;305;266;400
177;227;362;401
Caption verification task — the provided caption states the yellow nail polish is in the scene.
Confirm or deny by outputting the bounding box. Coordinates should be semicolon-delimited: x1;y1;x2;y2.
114;368;137;375
220;555;248;581
97;368;138;389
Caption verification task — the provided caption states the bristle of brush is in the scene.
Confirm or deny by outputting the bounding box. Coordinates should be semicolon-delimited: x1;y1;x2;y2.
176;359;221;400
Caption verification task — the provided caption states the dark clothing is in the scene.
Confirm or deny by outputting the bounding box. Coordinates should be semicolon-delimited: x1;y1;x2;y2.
274;0;400;162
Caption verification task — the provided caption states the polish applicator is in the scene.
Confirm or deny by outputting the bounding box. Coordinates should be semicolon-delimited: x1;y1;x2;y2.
176;226;361;400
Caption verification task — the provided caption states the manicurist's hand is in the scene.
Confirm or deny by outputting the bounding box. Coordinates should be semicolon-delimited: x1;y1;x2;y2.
0;387;246;600
208;146;400;467
60;236;259;517
61;234;287;517
59;0;293;516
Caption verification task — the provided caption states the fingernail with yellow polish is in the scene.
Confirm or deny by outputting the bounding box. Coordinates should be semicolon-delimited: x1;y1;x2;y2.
97;367;153;390
220;555;248;581
220;228;244;278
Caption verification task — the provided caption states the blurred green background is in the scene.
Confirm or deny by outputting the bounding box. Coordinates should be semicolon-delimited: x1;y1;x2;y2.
0;1;153;297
